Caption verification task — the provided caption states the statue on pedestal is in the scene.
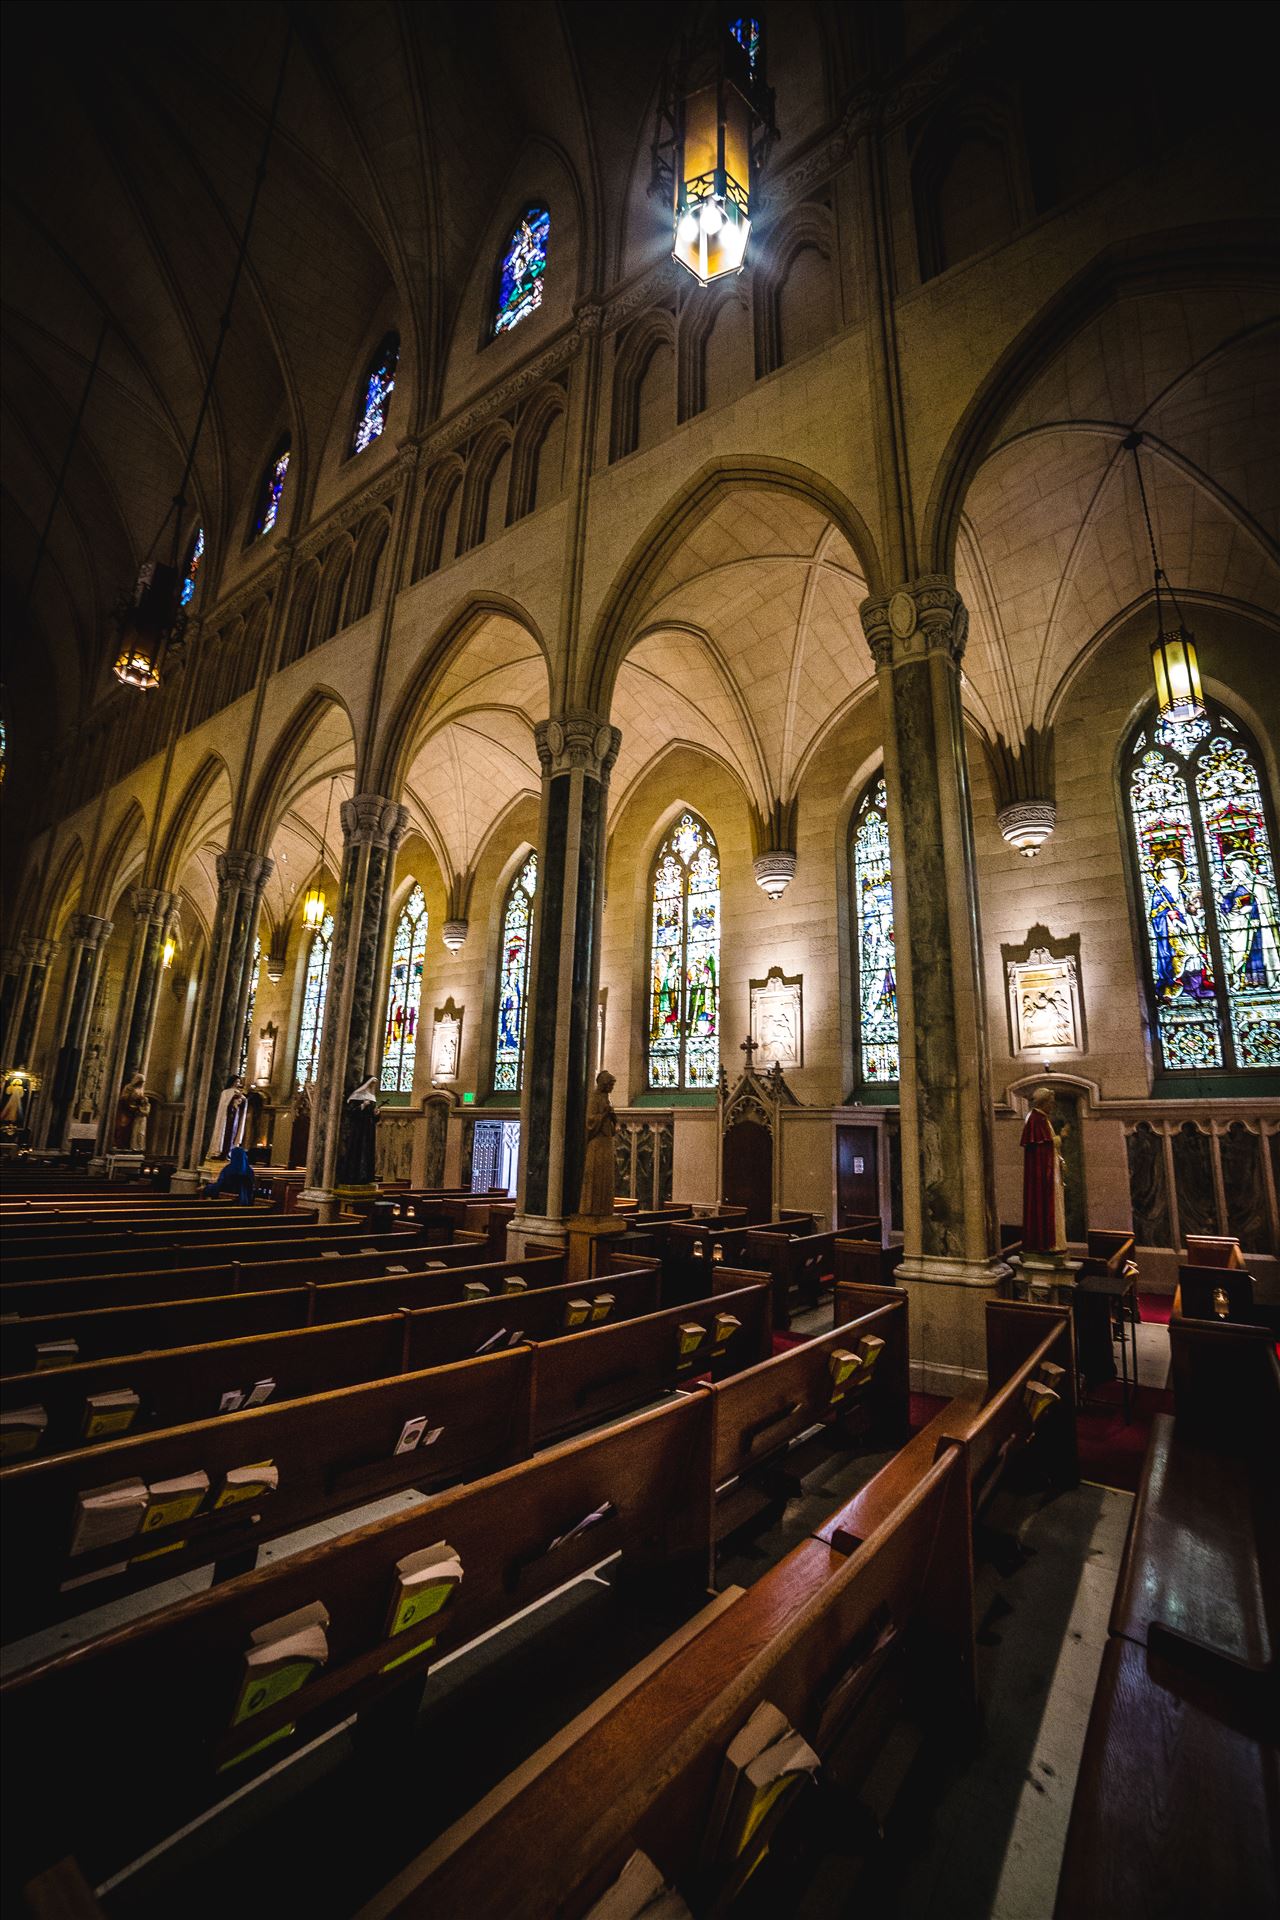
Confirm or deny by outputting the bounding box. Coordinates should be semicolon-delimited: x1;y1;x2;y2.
343;1076;380;1187
114;1072;150;1152
205;1075;248;1162
1021;1085;1067;1254
289;1080;313;1169
578;1069;618;1219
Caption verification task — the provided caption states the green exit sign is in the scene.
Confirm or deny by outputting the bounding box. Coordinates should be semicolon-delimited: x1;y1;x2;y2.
462;1090;475;1104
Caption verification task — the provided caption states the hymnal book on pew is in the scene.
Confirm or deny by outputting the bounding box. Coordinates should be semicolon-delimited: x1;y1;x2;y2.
1023;1380;1061;1423
828;1347;861;1402
856;1333;885;1379
219;1390;245;1413
592;1292;616;1322
385;1540;463;1638
243;1378;276;1408
384;1264;409;1274
83;1389;141;1439
226;1600;331;1762
35;1338;79;1370
69;1477;150;1555
215;1460;279;1508
464;1280;491;1299
0;1405;48;1458
503;1274;528;1293
565;1298;592;1327
678;1322;707;1357
321;1250;341;1258
141;1469;210;1533
701;1700;820;1867
713;1312;741;1348
583;1850;692;1919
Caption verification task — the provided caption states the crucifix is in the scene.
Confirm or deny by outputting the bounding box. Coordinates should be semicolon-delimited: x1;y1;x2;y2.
740;1035;759;1066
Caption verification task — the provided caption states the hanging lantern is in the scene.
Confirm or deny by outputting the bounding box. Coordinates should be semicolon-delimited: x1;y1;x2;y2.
1124;432;1207;728
161;935;176;970
997;801;1056;859
301;885;327;932
656;16;774;288
752;851;796;900
112;562;183;691
442;919;469;953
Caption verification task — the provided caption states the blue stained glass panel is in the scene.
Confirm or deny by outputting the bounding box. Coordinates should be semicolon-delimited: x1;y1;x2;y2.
854;778;899;1083
1196;737;1280;1068
494;208;550;338
180;526;204;608
296;912;334;1088
494;854;537;1093
731;17;761;72
352;336;399;456
648;813;720;1091
382;886;428;1093
258;446;290;537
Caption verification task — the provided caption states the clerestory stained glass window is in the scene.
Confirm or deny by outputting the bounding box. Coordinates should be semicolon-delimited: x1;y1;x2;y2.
296;911;334;1089
1126;706;1280;1073
352;332;399;457
494;854;537;1093
852;776;899;1084
648;812;720;1091
180;526;205;608
255;439;291;538
494;208;550;338
382;885;428;1094
730;17;761;72
239;936;262;1082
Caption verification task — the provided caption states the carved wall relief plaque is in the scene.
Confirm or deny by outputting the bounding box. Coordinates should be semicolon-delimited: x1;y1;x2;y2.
749;965;803;1069
431;997;463;1082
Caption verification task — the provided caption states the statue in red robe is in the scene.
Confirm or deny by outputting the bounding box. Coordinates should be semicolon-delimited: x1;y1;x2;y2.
1021;1085;1066;1254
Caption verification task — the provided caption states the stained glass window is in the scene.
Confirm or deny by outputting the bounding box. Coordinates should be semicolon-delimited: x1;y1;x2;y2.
648;812;720;1091
494;854;537;1093
239;936;262;1082
180;526;205;608
256;439;291;538
494;208;550;338
1126;707;1280;1073
852;777;899;1084
295;911;334;1088
382;886;428;1094
352;332;399;456
731;16;761;71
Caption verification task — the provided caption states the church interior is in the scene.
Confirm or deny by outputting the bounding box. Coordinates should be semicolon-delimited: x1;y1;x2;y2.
0;2;1276;1915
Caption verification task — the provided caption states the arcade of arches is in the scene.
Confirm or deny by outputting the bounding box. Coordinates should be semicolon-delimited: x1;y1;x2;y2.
3;2;1278;1404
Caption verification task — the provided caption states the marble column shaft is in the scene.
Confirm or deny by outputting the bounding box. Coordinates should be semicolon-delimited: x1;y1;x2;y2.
517;712;620;1228
47;914;112;1146
179;852;272;1166
861;576;1001;1275
306;795;407;1196
12;935;55;1069
0;947;22;1063
123;890;179;1080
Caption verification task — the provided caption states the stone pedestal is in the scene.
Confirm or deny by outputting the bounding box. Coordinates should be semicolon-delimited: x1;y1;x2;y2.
169;1168;203;1195
895;1255;1010;1395
1013;1253;1081;1307
565;1215;628;1286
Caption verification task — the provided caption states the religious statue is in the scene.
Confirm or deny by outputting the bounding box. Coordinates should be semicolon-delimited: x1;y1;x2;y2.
0;1071;31;1132
578;1069;618;1218
1021;1085;1067;1255
344;1076;379;1187
205;1074;248;1162
114;1072;150;1153
289;1079;313;1170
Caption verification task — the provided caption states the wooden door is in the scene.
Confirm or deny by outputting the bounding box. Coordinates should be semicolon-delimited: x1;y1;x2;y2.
722;1119;772;1221
837;1124;879;1228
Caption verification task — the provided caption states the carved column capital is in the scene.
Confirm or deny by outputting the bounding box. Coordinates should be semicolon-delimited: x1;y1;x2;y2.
340;794;409;851
860;574;968;670
68;913;113;949
535;711;622;781
215;849;272;895
21;935;55;967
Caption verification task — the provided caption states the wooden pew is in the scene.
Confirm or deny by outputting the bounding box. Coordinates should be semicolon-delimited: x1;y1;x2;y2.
708;1289;910;1538
742;1226;842;1329
364;1443;975;1919
1054;1316;1279;1919
1;1253;571;1373
833;1234;904;1291
0;1395;717;1900
1;1222;432;1289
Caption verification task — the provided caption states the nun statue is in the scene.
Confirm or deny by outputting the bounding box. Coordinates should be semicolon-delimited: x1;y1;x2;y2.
344;1076;380;1186
205;1075;248;1162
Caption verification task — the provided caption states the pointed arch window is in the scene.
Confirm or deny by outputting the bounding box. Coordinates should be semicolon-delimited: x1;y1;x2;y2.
382;886;428;1093
254;438;291;539
851;775;899;1085
1125;705;1280;1073
295;911;334;1088
180;526;205;608
648;812;720;1091
239;936;262;1081
351;332;399;456
493;207;550;337
494;854;537;1093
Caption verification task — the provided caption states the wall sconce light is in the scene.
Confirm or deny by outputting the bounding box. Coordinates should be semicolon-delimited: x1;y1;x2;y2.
161;935;176;970
997;801;1057;859
442;920;469;953
752;851;796;900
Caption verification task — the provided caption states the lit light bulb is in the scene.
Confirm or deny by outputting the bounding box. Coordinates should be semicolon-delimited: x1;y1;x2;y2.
677;209;699;247
699;196;724;235
161;937;176;970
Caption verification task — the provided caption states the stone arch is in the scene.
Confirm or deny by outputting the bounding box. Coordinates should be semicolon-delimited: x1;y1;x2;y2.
581;456;885;715
281;559;321;669
610;307;676;462
154;751;234;892
347;508;393;623
87;799;149;917
754;201;838;377
315;534;356;644
415;455;466;579
37;836;85;942
459;422;514;552
509;383;567;522
242;686;360;856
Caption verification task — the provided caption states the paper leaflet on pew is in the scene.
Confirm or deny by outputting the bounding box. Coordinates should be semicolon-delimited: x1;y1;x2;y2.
583;1849;692;1919
395;1415;444;1454
0;1405;48;1457
700;1699;820;1869
224;1600;331;1767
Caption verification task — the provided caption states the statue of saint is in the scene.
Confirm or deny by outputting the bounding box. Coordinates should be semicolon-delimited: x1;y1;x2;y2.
1021;1084;1067;1254
578;1069;618;1219
289;1079;313;1170
114;1072;149;1152
344;1075;379;1186
205;1075;248;1162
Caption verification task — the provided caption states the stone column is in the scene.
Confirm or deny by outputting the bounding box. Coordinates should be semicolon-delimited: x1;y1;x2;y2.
45;914;112;1147
860;576;1008;1392
12;936;55;1070
176;852;273;1172
304;795;408;1206
510;712;620;1248
122;890;179;1082
0;945;23;1062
